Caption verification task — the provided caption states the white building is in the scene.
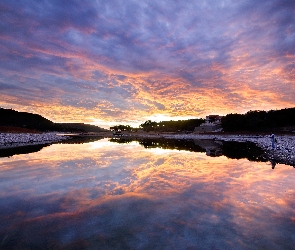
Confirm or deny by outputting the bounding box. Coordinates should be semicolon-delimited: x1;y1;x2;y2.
194;115;223;133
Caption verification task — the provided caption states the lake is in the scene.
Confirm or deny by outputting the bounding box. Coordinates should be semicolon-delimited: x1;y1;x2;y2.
0;137;294;249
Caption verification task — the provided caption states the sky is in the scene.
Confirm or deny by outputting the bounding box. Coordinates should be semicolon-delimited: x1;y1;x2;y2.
1;0;294;128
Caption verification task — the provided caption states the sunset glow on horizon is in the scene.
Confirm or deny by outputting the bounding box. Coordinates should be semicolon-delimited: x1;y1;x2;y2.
1;0;294;128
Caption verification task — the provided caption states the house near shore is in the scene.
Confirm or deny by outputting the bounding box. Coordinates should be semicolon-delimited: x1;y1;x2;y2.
205;115;223;124
194;115;223;133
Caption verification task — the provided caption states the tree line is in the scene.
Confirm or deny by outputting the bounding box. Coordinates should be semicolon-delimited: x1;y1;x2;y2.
139;119;205;132
111;107;295;133
3;106;295;133
111;119;205;132
221;108;295;132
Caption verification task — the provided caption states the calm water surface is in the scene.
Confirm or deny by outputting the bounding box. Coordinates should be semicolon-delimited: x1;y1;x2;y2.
0;138;294;249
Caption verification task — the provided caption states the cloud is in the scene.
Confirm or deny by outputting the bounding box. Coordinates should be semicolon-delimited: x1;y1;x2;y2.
0;0;294;125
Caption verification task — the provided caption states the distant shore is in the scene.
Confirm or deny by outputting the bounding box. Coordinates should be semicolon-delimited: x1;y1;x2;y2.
0;131;294;167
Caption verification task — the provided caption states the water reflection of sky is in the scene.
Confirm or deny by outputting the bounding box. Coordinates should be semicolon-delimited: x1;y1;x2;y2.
0;139;294;249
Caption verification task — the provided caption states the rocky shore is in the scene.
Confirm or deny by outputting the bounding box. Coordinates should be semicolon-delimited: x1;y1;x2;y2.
0;132;68;149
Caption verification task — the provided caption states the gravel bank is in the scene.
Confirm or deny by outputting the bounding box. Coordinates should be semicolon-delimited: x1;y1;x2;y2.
0;133;69;149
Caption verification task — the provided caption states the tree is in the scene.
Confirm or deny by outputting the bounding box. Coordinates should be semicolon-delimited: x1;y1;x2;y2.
110;125;131;131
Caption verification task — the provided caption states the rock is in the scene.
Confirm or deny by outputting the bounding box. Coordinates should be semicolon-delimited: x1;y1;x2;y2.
0;132;68;149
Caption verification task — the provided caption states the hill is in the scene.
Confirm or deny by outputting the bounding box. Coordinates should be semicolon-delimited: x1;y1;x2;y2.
0;108;108;133
54;123;108;133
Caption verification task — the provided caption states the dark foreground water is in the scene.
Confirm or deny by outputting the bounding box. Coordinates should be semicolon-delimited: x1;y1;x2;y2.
0;138;294;249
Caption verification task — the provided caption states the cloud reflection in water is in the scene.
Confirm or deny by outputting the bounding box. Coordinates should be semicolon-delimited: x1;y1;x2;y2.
0;139;294;249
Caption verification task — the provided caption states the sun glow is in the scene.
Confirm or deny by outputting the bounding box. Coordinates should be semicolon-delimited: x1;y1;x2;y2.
145;114;199;123
1;1;294;127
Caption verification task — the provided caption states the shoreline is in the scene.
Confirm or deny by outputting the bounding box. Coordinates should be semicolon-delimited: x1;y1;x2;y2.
0;132;68;149
0;132;294;167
